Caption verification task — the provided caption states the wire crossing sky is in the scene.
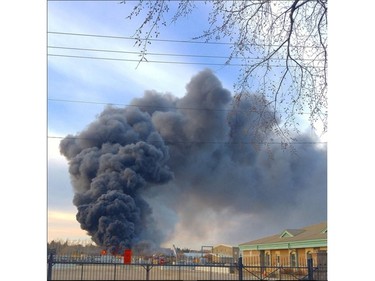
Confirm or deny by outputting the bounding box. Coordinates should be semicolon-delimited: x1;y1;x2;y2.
48;1;327;249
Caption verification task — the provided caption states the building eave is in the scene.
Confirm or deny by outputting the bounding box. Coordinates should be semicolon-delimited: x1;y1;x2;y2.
239;239;327;251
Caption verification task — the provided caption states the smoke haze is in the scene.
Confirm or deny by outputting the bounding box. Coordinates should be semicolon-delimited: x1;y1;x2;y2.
60;69;327;251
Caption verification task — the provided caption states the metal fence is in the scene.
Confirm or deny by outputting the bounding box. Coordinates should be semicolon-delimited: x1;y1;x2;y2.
47;254;327;280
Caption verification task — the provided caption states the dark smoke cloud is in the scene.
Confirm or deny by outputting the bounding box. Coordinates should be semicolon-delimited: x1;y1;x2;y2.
132;69;326;245
60;106;173;252
60;69;327;250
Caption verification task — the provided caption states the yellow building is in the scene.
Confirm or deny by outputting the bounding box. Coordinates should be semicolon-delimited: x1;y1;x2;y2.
211;244;240;264
239;222;327;268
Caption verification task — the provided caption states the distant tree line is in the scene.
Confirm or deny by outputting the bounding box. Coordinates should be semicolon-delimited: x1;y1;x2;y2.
47;239;101;256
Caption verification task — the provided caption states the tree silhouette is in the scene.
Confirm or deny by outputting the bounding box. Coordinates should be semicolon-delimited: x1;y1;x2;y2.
122;0;327;144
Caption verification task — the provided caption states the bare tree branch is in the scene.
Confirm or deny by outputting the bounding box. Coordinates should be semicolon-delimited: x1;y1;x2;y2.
121;0;328;145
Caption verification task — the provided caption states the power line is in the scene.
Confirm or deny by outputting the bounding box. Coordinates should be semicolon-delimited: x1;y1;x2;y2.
48;135;326;145
48;53;324;69
48;31;233;45
48;45;325;62
47;53;234;66
48;46;237;60
48;31;325;49
48;98;315;115
48;98;231;112
48;0;301;2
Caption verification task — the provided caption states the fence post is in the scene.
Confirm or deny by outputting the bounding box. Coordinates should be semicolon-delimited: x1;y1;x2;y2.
113;263;117;281
80;263;84;280
307;258;313;280
146;264;150;281
238;256;243;281
47;252;54;281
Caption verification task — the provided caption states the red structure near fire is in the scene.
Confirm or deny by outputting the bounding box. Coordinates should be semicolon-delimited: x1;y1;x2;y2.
124;249;132;264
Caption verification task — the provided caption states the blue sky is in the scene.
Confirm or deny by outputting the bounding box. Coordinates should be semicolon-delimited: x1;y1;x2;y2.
47;1;245;245
47;1;244;134
3;0;375;280
42;0;366;258
45;1;332;249
47;1;242;244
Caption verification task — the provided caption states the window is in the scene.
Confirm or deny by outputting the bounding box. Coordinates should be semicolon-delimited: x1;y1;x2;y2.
306;251;312;260
290;251;297;267
306;251;313;267
265;253;270;266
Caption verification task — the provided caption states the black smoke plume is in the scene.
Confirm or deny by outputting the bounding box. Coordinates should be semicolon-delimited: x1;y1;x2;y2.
60;69;327;251
60;106;174;252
